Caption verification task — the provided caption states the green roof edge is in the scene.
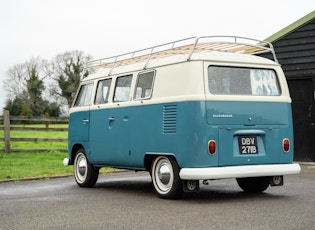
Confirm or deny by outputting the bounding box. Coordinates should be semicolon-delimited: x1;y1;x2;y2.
265;10;315;43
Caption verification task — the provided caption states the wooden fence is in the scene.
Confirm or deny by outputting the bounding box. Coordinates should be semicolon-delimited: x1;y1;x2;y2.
0;110;69;153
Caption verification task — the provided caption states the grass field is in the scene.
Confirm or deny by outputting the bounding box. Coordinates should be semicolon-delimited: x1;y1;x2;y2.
0;124;68;150
0;151;73;180
0;124;115;181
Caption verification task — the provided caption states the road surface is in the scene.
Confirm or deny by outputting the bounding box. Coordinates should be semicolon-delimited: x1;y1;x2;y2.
0;163;314;229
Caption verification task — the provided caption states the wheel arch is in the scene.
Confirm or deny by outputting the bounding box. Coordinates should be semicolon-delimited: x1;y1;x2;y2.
69;144;85;165
144;153;177;171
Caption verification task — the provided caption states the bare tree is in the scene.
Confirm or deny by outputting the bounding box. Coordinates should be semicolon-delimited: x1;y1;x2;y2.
3;57;49;100
3;51;92;116
50;50;92;107
3;63;26;100
3;57;60;116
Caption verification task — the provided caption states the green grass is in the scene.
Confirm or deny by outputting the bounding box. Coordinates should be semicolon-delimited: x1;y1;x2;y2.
0;124;116;181
0;152;73;180
0;152;116;181
0;124;68;150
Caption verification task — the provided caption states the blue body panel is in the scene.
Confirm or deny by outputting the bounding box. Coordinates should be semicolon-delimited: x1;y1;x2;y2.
68;100;294;169
68;109;90;157
68;110;90;143
206;101;294;166
89;107;130;165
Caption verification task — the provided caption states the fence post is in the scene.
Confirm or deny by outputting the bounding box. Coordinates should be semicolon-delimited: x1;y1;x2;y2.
3;110;11;154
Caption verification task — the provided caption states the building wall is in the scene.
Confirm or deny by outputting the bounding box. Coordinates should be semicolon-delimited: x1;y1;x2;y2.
260;18;315;161
272;19;315;78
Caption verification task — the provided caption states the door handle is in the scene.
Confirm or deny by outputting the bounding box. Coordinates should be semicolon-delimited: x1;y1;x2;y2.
108;117;115;121
82;119;89;124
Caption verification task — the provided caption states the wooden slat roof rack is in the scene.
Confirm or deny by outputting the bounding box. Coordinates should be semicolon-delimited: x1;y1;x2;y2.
86;36;278;76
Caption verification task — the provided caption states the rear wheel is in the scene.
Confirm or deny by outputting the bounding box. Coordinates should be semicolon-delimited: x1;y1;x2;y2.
74;148;99;188
151;156;182;199
236;177;270;193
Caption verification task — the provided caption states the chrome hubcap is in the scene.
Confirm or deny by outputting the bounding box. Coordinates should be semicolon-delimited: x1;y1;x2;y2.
154;157;174;193
76;153;87;183
158;164;171;185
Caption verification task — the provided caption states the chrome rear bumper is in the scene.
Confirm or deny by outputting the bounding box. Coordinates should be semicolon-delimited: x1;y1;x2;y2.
179;163;301;180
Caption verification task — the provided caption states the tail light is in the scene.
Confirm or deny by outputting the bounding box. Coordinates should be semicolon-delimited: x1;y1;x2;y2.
208;140;216;155
283;138;290;152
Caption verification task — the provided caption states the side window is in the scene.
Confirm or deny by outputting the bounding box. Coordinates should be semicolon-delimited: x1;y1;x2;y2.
134;71;155;100
95;78;112;104
73;83;93;107
113;75;132;102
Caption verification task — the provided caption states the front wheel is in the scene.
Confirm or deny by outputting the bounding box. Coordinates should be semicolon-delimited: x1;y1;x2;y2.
74;148;99;188
151;156;182;199
236;177;270;193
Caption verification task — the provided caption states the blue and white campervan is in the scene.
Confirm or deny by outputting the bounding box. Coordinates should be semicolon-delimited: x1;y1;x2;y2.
64;36;301;199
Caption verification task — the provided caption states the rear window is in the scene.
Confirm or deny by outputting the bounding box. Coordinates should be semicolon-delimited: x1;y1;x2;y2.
208;66;281;96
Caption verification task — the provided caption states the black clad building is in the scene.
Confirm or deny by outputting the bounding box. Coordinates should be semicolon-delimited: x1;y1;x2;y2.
263;11;315;161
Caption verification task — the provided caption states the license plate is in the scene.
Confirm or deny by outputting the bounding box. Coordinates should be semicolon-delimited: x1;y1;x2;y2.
238;136;258;154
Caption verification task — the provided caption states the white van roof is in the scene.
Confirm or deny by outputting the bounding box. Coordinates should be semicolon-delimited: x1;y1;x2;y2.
84;36;279;80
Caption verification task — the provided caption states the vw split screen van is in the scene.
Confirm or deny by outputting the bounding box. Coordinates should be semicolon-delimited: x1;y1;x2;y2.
64;36;301;199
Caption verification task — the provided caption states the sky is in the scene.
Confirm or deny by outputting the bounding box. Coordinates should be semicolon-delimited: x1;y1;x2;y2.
0;0;314;115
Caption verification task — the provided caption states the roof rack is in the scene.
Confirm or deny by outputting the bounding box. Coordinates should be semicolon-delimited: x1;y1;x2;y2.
86;36;278;76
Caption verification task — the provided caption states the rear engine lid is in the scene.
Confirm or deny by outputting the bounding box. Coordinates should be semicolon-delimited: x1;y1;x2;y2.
207;101;291;126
